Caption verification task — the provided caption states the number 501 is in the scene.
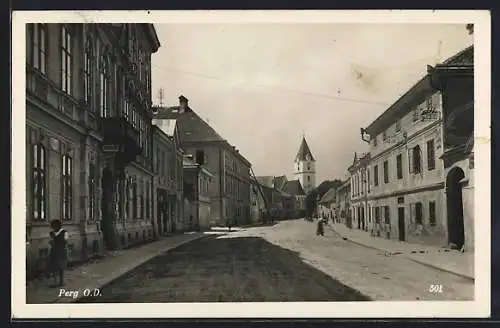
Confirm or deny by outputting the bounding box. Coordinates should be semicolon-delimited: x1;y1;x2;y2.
429;284;443;293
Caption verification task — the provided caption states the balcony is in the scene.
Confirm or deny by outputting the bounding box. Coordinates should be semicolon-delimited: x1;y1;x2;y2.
100;117;141;167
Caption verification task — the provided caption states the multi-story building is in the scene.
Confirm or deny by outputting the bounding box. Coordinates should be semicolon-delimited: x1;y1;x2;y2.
335;178;351;225
283;179;307;218
25;23;160;278
348;153;370;231
318;187;337;220
294;136;316;195
154;96;252;226
363;63;447;246
183;155;214;230
427;45;474;252
152;111;184;233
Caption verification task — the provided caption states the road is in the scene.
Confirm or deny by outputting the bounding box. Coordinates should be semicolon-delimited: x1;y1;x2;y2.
79;219;474;302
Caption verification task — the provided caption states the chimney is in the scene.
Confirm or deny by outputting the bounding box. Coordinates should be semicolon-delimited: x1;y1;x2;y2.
179;95;188;113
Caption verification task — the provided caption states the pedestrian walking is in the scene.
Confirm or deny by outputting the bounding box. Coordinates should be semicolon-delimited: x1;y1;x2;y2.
227;219;232;232
48;219;69;288
316;218;324;236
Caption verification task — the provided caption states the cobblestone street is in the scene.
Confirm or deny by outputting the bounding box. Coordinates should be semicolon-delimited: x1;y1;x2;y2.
79;219;473;302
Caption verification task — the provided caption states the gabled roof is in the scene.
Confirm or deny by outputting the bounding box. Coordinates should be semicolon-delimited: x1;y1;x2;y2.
283;179;306;196
441;45;473;66
295;136;315;162
154;106;225;143
319;187;337;204
273;175;288;190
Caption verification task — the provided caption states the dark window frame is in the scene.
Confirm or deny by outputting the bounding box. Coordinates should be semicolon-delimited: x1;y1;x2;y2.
383;160;389;184
429;201;436;226
427;139;436;171
396;153;403;179
28;24;48;74
61;153;73;221
60;25;73;95
373;165;379;186
415;202;423;225
32;143;47;221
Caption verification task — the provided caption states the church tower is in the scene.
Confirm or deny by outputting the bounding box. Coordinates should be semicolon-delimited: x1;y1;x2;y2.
294;135;316;195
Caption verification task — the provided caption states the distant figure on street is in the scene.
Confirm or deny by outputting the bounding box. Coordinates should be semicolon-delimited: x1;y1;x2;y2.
316;218;325;236
226;220;232;232
48;220;68;287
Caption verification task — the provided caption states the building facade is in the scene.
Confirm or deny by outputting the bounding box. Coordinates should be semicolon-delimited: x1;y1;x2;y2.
25;23;160;278
154;96;252;227
250;176;267;223
283;179;307;218
348;153;370;232
152;114;184;233
183;155;214;230
428;45;474;252
364;72;446;246
294;136;316;195
336;178;351;225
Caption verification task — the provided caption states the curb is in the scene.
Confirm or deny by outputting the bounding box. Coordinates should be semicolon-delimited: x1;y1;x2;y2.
327;225;474;282
407;257;474;282
65;233;210;303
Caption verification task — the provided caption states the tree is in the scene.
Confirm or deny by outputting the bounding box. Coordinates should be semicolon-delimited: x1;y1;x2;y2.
304;179;343;217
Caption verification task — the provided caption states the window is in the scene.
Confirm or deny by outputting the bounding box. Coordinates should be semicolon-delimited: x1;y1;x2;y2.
384;206;390;224
99;48;110;117
140;181;145;219
375;207;380;224
89;163;96;220
61;154;73;221
383;161;389;184
372;136;377;147
429;201;436;226
195;150;205;165
396;154;403;179
32;143;47;220
60;25;73;95
83;28;93;105
427;139;436;170
412;146;422;173
132;179;138;219
367;170;370;193
413;108;420;122
415;202;423;225
307;175;311;182
307;164;311;170
395;120;401;132
146;181;150;220
126;177;132;219
382;131;387;142
373;165;379;186
28;24;48;74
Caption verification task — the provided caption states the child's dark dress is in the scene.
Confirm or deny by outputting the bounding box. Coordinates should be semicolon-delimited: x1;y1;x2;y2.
316;220;324;236
49;229;68;272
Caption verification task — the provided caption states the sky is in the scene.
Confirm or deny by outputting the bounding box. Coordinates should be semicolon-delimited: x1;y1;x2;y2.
151;23;473;183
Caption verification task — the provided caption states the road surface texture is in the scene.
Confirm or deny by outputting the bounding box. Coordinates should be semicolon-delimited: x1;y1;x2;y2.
79;219;473;302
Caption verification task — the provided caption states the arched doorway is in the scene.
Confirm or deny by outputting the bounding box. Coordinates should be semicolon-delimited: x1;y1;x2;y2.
446;166;465;249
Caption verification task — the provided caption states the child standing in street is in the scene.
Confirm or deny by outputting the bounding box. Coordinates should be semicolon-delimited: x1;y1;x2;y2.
48;220;69;288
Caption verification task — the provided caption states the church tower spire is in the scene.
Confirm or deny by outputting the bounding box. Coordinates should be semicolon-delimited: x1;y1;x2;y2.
294;135;316;195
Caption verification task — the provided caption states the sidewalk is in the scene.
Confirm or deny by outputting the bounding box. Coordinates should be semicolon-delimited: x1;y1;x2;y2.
327;223;474;281
26;232;207;304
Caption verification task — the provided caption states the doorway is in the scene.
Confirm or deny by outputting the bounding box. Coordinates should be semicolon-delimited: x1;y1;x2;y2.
156;190;163;236
398;207;405;241
446;167;465;249
101;165;117;250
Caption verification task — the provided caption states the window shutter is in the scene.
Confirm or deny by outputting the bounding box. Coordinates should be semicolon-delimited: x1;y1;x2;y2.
408;149;413;173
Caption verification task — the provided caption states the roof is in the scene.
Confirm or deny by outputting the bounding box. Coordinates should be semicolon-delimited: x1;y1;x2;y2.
365;46;473;137
255;176;274;188
295;136;315;162
273;175;288;190
441;45;473;66
283;179;306;196
348;152;371;172
154;106;225;143
143;24;161;53
319;187;337;204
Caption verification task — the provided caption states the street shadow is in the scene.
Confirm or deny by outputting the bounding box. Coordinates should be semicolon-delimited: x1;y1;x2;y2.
78;235;371;303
